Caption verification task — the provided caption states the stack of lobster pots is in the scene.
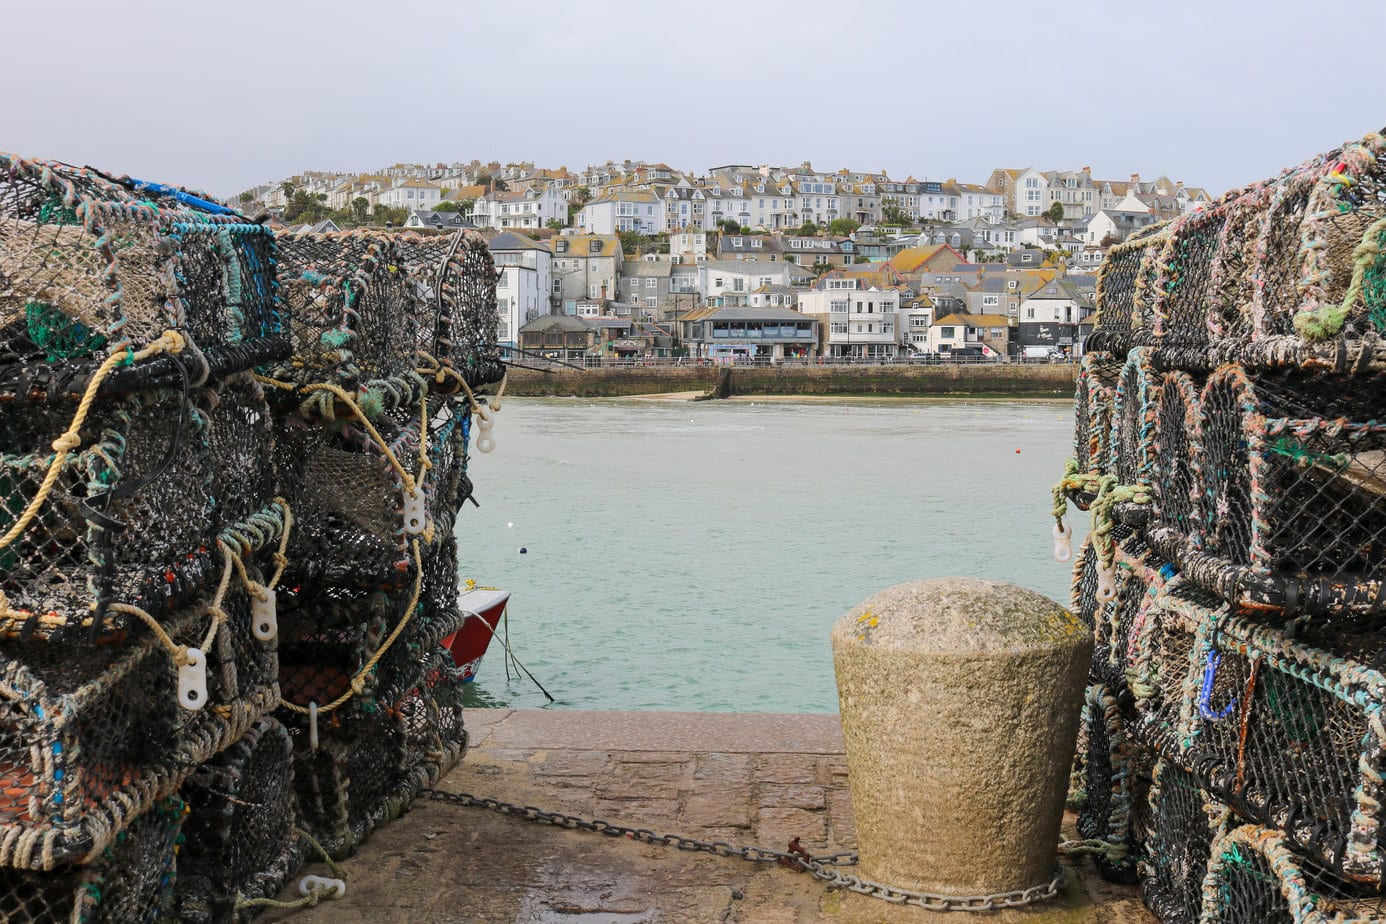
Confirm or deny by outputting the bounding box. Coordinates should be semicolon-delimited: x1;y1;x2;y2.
0;155;293;920
263;227;503;870
1057;127;1386;922
0;153;504;921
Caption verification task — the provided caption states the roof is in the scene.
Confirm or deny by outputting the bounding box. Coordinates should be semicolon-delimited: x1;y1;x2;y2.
520;314;590;333
489;231;547;252
701;307;813;323
934;312;1011;328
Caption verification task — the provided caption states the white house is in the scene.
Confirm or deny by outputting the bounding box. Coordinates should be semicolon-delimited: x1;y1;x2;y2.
488;231;554;345
376;178;443;211
470;186;566;230
697;260;801;307
797;278;902;359
576;190;661;235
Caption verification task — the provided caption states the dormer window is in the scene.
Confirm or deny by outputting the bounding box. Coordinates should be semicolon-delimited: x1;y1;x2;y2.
556;240;568;253
589;241;602;254
731;237;742;247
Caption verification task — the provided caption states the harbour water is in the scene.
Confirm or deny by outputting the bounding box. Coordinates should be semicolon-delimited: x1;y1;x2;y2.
458;396;1078;712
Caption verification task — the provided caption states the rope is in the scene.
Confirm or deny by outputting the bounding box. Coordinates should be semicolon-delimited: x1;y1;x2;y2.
299;382;425;496
278;537;425;717
1293;214;1386;340
1088;475;1152;572
233;827;346;912
0;330;185;551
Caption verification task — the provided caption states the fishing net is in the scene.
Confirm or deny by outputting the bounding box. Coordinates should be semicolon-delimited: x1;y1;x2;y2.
0;592;275;870
1075;682;1152;882
1184;364;1386;615
176;717;301;922
1201;825;1386;923
1152;206;1226;347
1149;371;1201;536
1073;352;1119;483
1092;224;1169;350
1138;759;1226;924
0;793;184;923
0;154;284;402
1111;349;1158;487
1200;188;1275;349
1252;166;1329;338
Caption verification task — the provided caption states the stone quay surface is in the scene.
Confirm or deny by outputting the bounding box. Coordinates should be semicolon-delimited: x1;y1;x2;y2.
267;709;1154;923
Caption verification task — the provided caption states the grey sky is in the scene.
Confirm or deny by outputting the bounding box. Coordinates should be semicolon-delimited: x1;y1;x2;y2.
5;0;1383;199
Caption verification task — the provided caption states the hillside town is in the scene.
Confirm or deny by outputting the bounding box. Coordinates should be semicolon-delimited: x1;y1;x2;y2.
241;158;1215;363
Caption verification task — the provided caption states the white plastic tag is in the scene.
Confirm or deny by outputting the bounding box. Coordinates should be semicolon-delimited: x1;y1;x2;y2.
1096;563;1118;603
309;701;319;750
476;432;495;454
475;403;495;431
298;875;346;898
251;586;277;641
1052;521;1073;563
403;486;427;535
178;648;208;711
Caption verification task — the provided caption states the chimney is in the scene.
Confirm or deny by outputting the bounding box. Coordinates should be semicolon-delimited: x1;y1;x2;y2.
1082;166;1091;176
1129;173;1140;187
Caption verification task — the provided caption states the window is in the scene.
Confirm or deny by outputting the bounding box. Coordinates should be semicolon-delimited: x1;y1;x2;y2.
552;280;561;294
1026;307;1036;319
646;296;658;308
983;295;999;306
941;326;955;338
646;278;657;289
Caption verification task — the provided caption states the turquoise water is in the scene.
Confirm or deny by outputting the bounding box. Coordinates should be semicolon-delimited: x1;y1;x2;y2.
457;397;1078;713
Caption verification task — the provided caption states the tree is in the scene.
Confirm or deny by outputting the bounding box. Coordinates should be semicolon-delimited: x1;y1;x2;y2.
351;197;370;225
476;173;508;191
433;201;461;212
880;205;911;226
853;255;871;264
716;218;742;234
828;218;860;237
797;221;820;236
546;218;566;231
618;230;647;256
571;186;593;207
1045;201;1065;223
239;192;253;204
280;181;296;202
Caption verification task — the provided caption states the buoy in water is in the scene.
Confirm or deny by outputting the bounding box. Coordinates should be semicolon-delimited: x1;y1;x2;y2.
1015;449;1021;453
519;547;528;554
507;522;514;528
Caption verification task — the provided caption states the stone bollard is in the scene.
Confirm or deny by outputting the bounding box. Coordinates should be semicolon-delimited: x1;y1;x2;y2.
831;577;1091;896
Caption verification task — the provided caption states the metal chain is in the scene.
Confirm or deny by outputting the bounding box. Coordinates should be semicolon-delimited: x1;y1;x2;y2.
420;788;1064;913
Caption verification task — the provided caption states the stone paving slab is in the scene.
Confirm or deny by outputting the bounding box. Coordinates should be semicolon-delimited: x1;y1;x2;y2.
267;709;1154;923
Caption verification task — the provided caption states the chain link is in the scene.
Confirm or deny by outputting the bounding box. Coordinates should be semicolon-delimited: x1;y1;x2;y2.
420;788;1064;913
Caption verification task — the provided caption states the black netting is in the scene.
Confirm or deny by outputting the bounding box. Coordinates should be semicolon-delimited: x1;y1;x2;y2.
1074;352;1119;479
1112;350;1157;485
0;154;284;403
1139;760;1220;924
1076;683;1150;882
0;794;184;923
1155;208;1226;347
1193;368;1256;570
177;717;301;921
1151;371;1201;536
1205;184;1272;342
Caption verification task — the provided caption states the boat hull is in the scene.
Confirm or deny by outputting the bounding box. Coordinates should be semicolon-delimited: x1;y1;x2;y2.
442;588;510;682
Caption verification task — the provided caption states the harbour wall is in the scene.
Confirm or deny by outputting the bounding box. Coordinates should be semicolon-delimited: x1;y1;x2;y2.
501;363;1079;398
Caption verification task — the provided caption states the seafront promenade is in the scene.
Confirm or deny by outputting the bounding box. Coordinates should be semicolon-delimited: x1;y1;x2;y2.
268;709;1154;923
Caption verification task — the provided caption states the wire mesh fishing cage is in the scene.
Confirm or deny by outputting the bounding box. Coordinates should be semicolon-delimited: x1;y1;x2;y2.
0;155;284;402
1137;759;1225;924
1073;351;1120;485
1110;348;1158;488
0;793;185;923
176;717;301;922
1205;183;1275;345
1149;203;1227;348
1148;370;1202;537
1199;825;1386;924
1075;681;1152;883
1092;224;1170;350
1180;364;1386;616
0;591;275;871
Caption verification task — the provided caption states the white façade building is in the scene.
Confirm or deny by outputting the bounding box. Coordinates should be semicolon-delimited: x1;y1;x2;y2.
488;231;554;347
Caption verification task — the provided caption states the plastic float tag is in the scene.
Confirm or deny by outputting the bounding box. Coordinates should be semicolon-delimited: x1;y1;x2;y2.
475;403;495;431
1052;520;1073;563
309;701;320;749
178;648;207;711
1096;562;1118;603
251;585;277;641
298;875;346;899
475;431;496;454
403;486;427;535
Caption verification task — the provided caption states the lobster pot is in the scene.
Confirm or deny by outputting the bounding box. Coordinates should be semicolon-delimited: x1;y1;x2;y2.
1200;825;1386;924
1093;224;1170;346
1294;134;1386;340
0;154;284;399
1110;348;1158;488
1075;681;1153;882
1251;165;1333;338
421;230;502;385
205;376;280;534
1149;204;1227;349
1205;182;1275;343
1072;352;1120;485
292;708;410;860
1089;537;1162;694
1182;364;1386;616
1125;582;1211;753
1148;370;1202;537
1138;759;1226;924
0;795;184;923
275;580;420;725
271;231;418;387
400;646;468;770
1172;607;1386;885
0;591;276;870
176;718;302;922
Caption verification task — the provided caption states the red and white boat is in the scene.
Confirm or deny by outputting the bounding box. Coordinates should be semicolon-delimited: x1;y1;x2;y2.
441;587;511;682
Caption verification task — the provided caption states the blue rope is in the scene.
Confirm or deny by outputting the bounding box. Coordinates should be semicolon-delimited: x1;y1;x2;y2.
1198;649;1237;721
126;178;239;216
